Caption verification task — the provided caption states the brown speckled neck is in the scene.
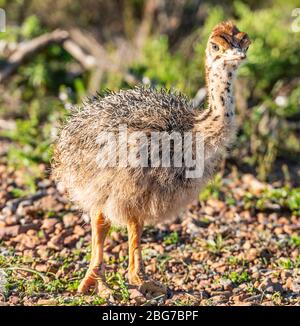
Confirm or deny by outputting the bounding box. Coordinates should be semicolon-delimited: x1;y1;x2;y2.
205;64;236;122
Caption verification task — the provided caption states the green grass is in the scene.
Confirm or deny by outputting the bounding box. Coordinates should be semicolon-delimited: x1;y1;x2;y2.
227;256;246;267
56;295;106;306
276;257;294;270
163;231;179;245
227;271;251;285
106;272;129;303
199;174;222;202
206;234;225;254
290;234;300;248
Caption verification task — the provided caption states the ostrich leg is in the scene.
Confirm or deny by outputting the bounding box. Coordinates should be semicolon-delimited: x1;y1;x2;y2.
78;212;112;297
127;219;167;296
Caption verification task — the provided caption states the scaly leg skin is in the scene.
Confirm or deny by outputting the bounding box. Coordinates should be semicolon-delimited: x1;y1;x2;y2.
78;212;112;298
127;219;168;297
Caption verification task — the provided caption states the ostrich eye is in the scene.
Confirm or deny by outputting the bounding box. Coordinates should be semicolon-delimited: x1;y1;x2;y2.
211;43;219;51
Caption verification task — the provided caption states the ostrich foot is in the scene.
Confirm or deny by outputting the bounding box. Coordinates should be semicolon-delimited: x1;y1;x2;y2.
78;268;113;299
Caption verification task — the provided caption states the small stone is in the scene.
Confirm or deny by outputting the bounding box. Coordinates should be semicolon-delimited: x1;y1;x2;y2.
220;279;233;291
216;265;227;273
244;294;262;303
246;248;257;261
26;229;36;237
54;223;63;233
47;234;63;250
257;213;266;224
37;179;51;188
243;241;251;250
285;277;293;291
232;293;248;302
41;218;58;232
291;249;299;258
278;217;289;225
112;243;127;253
110;231;122;242
0;225;20;240
2;216;15;226
291;277;300;294
11;233;39;249
261;301;275;306
242;174;266;195
283;225;292;235
10;296;20;305
36;196;63;212
232;302;252;306
145;263;157;274
73;225;85;237
37;245;49;259
37;299;58;306
203;206;215;216
211;290;232;298
129;288;144;300
63;213;78;228
258;278;284;294
207;199;225;210
274;227;283;235
281;270;292;280
19;223;40;233
16;200;33;217
169;224;182;232
153;244;164;254
35;264;48;272
64;235;78;247
210;283;223;291
211;295;228;302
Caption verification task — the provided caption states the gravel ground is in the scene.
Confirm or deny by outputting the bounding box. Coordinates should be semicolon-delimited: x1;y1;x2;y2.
0;156;300;306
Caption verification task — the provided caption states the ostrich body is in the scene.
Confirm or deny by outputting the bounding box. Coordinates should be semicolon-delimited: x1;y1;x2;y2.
53;21;250;297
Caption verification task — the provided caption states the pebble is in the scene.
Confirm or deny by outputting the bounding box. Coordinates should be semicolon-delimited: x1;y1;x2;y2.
47;234;64;250
292;281;300;294
41;218;58;232
220;279;233;291
64;235;78;247
63;213;78;228
243;240;251;250
246;248;258;261
35;264;48;272
244;294;262;302
129;288;144;301
211;290;232;298
37;299;58;306
73;225;85;237
0;225;20;240
258;278;284;294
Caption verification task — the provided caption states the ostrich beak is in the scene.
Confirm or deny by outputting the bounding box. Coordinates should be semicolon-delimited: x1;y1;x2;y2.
225;52;246;63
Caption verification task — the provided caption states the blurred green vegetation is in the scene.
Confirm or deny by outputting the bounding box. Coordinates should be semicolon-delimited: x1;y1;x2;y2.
0;0;300;192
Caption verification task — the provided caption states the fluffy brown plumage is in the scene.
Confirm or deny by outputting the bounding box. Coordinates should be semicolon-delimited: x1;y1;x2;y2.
52;21;250;297
53;88;204;226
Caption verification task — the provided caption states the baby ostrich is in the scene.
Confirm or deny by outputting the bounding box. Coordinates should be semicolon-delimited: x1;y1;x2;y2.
52;21;250;297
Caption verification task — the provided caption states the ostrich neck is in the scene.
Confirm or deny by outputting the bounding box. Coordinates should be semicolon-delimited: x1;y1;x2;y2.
193;61;238;151
205;63;236;120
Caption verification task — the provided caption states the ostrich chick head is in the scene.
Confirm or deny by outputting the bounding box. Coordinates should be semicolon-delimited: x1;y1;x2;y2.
206;21;251;70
